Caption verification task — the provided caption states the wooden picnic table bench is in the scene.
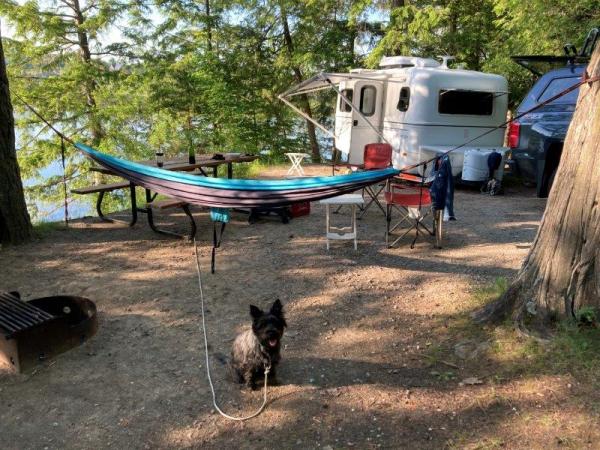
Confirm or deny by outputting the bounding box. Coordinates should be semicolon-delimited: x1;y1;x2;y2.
71;181;196;239
71;181;136;226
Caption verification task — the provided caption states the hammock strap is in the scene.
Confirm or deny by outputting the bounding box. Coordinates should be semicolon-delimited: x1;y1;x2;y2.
211;221;227;274
209;208;230;273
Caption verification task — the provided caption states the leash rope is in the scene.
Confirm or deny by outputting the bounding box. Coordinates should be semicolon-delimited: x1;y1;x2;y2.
60;136;69;227
194;238;271;421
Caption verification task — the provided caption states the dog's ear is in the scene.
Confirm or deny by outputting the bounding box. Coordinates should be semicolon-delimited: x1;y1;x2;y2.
270;299;283;316
270;299;286;326
249;304;263;320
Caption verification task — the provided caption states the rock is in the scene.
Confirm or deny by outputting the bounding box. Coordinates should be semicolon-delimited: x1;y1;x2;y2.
454;340;491;360
453;342;470;359
459;377;483;386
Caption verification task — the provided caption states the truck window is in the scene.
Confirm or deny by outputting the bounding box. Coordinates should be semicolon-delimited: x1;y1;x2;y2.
339;89;353;112
537;77;580;104
397;87;410;112
359;86;377;116
438;90;494;115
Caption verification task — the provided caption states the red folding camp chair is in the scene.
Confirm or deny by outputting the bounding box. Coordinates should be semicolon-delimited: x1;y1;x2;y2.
384;176;443;248
360;143;393;217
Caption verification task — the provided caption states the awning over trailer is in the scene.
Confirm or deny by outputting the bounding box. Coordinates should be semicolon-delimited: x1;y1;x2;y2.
279;72;388;98
278;72;391;144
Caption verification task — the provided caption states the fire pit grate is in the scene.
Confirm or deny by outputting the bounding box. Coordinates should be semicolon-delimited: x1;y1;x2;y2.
0;292;55;338
0;291;97;373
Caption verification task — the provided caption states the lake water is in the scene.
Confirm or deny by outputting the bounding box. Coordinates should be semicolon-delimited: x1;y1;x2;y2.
23;155;92;223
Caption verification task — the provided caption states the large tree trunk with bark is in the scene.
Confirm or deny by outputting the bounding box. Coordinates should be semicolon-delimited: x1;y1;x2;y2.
0;27;32;245
473;44;600;331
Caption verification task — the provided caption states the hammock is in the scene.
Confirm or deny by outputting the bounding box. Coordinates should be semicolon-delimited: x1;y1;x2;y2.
76;143;399;272
75;143;399;209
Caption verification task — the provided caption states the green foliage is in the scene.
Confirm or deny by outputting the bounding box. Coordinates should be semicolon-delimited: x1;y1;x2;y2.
575;306;597;327
368;0;599;104
32;219;66;237
466;281;600;386
551;323;600;378
2;0;365;220
429;369;456;381
2;0;598;220
472;277;508;306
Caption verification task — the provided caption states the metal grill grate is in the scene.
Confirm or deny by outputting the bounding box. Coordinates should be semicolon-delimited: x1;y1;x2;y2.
0;292;55;338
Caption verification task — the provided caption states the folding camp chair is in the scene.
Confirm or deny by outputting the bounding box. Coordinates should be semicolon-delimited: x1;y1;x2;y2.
384;177;443;249
360;143;393;218
334;143;392;217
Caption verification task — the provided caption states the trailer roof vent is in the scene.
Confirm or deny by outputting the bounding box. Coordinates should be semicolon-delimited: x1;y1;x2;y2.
379;56;440;69
438;55;455;69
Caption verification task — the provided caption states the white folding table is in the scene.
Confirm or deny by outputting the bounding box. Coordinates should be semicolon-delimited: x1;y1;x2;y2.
285;152;310;176
319;194;365;250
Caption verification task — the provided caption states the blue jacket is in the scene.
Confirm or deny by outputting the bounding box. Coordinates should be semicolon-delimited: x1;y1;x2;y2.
429;155;455;219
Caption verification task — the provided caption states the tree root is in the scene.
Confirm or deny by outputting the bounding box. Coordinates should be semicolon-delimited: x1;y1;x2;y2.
471;281;522;324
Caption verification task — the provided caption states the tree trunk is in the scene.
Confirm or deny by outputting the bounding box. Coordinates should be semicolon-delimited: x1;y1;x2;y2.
280;4;320;162
0;26;33;245
70;0;103;144
473;44;600;331
205;0;213;52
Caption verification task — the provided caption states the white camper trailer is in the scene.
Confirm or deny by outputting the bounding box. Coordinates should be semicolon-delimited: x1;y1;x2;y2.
280;56;509;181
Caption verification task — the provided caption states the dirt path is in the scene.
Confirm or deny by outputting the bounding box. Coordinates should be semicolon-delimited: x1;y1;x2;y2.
1;169;596;449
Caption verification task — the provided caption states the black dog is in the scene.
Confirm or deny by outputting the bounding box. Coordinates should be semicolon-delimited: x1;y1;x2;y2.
231;299;286;389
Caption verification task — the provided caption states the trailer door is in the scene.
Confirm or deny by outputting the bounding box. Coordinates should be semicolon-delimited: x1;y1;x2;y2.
334;81;354;159
348;81;384;165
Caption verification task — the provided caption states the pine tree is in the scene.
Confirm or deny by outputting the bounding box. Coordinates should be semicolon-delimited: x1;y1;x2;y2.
0;25;32;244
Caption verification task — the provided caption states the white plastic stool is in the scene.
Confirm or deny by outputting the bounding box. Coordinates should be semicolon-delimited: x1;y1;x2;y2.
285;153;310;176
319;194;365;250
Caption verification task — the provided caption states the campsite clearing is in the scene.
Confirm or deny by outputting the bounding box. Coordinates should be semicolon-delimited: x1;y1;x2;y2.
1;166;598;449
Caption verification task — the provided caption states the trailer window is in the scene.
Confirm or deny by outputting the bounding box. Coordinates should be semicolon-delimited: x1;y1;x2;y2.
359;85;377;116
339;89;353;112
397;87;410;112
438;90;494;115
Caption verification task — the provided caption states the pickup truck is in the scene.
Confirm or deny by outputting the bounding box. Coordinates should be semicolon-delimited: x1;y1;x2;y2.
508;27;598;197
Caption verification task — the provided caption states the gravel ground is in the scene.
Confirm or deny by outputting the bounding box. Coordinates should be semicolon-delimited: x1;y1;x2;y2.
3;166;594;449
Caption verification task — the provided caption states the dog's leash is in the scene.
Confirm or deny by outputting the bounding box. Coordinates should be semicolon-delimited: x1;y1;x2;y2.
194;238;271;421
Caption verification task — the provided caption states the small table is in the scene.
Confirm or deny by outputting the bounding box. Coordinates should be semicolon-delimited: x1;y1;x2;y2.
319;194;365;250
285;153;310;176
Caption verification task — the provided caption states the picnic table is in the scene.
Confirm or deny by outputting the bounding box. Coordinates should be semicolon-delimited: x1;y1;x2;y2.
72;153;258;239
90;153;258;179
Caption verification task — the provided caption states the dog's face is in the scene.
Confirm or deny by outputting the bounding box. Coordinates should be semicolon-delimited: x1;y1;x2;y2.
250;299;286;350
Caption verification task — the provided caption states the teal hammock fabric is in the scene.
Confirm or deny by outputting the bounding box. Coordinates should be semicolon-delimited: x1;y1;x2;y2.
75;143;399;209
